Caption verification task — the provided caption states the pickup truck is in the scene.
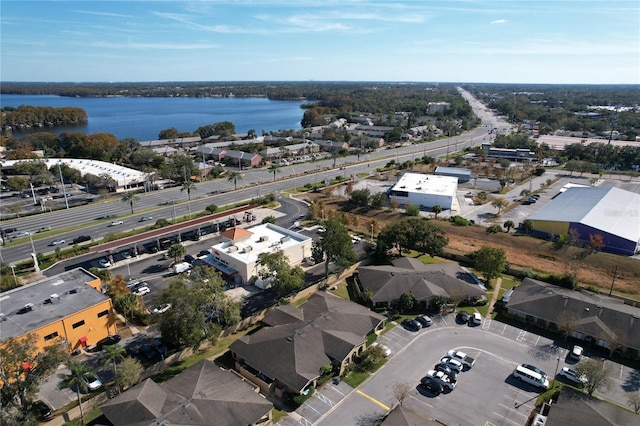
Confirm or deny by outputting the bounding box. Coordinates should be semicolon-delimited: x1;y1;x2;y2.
173;262;192;274
447;349;475;368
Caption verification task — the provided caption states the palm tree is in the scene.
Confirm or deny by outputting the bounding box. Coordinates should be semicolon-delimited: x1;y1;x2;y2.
227;171;243;190
181;180;197;201
58;361;97;421
267;164;280;181
432;204;442;219
121;191;139;214
103;344;126;394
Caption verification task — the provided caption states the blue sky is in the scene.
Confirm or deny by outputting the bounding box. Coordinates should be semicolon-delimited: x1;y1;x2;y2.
1;1;638;84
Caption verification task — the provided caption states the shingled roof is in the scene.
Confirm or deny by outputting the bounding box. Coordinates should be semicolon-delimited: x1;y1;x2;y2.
507;278;640;353
230;292;384;393
100;360;272;426
357;258;485;305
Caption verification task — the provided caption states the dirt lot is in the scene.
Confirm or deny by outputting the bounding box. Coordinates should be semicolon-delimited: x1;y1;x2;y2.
301;191;640;298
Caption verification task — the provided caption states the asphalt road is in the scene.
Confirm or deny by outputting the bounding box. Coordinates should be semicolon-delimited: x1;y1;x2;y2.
1;88;510;265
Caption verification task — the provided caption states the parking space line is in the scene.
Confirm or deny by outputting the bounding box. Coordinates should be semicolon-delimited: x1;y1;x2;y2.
329;385;345;396
439;314;448;326
535;336;540;346
304;402;322;416
407;394;433;409
298;416;312;426
482;318;491;330
492;412;521;426
516;330;527;342
498;403;528;418
355;390;390;410
501;324;507;335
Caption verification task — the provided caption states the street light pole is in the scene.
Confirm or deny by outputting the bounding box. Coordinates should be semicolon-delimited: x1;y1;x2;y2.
57;161;70;209
551;357;560;389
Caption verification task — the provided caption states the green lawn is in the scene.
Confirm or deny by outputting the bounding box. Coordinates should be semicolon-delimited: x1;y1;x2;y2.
343;370;369;388
272;408;288;423
330;282;350;300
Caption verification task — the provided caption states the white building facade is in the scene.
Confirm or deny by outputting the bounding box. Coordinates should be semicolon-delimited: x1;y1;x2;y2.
389;172;458;210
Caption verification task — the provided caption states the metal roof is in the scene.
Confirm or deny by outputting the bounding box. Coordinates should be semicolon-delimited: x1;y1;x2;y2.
529;187;640;243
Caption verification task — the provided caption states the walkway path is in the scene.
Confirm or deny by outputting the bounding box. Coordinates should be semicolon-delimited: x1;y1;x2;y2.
486;277;503;317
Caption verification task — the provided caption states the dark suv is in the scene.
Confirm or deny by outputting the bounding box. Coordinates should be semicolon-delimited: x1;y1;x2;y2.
95;334;121;351
420;376;444;395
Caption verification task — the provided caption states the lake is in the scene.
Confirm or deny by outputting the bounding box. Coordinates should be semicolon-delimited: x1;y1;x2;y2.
0;94;307;141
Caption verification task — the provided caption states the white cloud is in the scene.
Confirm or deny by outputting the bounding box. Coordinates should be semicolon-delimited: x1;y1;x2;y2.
91;41;219;50
73;10;134;18
491;19;507;24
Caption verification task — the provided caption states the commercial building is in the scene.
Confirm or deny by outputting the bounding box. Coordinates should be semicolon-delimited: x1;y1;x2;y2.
434;166;471;183
481;143;535;162
0;268;116;353
203;223;313;285
528;186;640;256
388;172;458;210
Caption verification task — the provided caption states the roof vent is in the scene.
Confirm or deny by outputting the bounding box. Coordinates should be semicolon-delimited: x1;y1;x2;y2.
228;245;238;253
585;307;590;312
286;337;293;342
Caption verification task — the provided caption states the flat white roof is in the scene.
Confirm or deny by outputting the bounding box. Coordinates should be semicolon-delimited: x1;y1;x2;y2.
2;158;147;187
391;173;458;197
211;223;310;266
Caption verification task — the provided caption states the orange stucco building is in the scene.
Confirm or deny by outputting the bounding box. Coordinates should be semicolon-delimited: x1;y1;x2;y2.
0;268;117;353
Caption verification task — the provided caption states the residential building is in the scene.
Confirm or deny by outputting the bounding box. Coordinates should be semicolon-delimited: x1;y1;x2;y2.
528;186;640;256
354;257;485;309
505;278;640;359
314;140;350;152
230;292;385;396
223;150;262;168
542;387;637;426
202;223;313;285
0;268;116;353
139;136;202;149
100;360;272;426
388;172;458;210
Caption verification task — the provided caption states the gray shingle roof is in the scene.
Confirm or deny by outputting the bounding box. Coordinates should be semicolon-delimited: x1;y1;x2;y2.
546;387;637;426
230;292;384;393
507;278;640;352
100;361;272;426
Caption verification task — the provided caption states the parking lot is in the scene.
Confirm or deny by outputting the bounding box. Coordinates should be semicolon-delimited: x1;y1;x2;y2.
277;313;640;426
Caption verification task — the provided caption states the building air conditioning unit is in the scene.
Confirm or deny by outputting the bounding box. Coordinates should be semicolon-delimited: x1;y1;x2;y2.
228;246;238;253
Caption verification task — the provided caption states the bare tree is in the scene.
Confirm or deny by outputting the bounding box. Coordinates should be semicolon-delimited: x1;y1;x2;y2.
556;311;581;341
576;359;611;396
602;328;625;358
392;381;412;406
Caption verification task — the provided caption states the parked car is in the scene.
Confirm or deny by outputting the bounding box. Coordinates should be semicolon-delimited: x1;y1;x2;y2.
33;400;54;420
456;311;470;324
108;220;124;227
82;375;102;392
198;250;211;257
522;363;548;379
401;318;421;332
133;286;150;296
426;370;455;391
152;303;172;314
558;367;587;386
470;312;482;326
95;334;121;351
569;345;583;361
139;216;153;222
439;357;464;373
140;343;157;360
98;258;111;268
120;250;132;259
49;239;65;246
184;254;196;264
447;350;476;368
152;339;168;357
72;235;91;244
434;363;458;381
415;314;433;328
370;342;391;357
419;376;444;395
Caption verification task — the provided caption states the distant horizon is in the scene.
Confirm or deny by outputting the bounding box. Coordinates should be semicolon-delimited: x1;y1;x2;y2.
2;1;638;84
2;80;639;86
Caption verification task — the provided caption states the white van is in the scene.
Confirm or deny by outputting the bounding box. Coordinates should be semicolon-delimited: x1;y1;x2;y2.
513;365;550;390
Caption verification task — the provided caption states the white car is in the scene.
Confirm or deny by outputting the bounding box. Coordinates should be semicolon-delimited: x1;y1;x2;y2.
98;258;112;268
13;231;32;238
82;376;102;391
153;303;172;314
371;342;391;357
559;367;587;386
427;369;455;390
120;251;132;259
439;356;464;373
108;220;124;227
569;345;583;361
49;239;65;246
133;286;150;296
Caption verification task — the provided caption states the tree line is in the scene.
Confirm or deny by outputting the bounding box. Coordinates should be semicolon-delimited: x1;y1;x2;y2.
1;106;87;131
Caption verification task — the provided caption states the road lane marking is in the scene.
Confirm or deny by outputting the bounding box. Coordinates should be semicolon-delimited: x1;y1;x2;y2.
355;390;390;410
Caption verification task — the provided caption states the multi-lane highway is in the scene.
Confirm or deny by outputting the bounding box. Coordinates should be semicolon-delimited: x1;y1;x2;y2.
1;88;511;266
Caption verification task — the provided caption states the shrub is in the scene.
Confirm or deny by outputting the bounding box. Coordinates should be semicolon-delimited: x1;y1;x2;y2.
450;215;471;226
405;204;420;216
205;204;218;213
486;224;503;234
292;387;315;406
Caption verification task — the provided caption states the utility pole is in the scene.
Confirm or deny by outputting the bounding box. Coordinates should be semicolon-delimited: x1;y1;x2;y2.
609;265;619;296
